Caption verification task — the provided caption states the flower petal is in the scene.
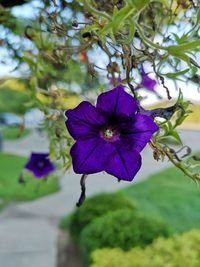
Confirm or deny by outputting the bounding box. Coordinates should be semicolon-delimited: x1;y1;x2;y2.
24;153;55;178
71;137;142;181
142;75;157;91
96;86;137;118
105;145;142;181
140;65;156;91
31;165;54;178
24;152;48;170
65;101;106;140
70;137;106;174
120;114;159;152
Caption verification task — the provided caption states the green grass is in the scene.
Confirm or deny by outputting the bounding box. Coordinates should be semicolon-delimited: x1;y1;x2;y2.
121;167;200;233
184;104;200;124
0;153;60;209
2;126;30;140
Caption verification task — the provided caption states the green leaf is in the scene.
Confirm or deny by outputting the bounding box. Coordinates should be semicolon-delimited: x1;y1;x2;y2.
172;33;189;45
117;19;135;44
100;22;113;36
99;4;135;41
112;5;134;33
169;131;182;144
169;51;191;65
191;66;198;75
158;136;181;145
167;40;200;53
30;77;37;89
129;0;150;10
197;7;200;23
165;69;190;79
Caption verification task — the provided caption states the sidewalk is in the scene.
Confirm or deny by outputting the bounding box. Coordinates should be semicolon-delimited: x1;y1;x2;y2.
0;129;199;267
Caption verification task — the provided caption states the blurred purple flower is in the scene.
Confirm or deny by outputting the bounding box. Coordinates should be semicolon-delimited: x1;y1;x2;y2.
24;152;55;178
140;65;157;91
65;86;158;182
108;74;122;86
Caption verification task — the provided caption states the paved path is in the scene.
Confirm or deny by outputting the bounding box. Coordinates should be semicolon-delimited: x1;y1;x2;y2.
0;129;199;267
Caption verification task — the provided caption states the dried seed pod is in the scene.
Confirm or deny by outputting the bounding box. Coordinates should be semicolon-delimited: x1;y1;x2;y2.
47;110;61;121
107;62;120;74
88;63;97;78
49;85;61;99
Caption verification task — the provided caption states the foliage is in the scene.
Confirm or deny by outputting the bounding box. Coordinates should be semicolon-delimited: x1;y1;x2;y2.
2;126;30;140
0;88;31;115
68;192;135;239
0;153;60;207
150;101;200;127
121;164;200;233
90;229;200;267
0;78;26;92
154;91;192;145
80;208;170;263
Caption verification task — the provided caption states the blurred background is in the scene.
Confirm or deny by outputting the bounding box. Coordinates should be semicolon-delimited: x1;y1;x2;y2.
0;1;200;267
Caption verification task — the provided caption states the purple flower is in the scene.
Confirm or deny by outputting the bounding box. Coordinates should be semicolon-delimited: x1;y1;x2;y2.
140;65;157;91
139;105;177;120
108;74;122;86
24;152;55;178
65;86;158;181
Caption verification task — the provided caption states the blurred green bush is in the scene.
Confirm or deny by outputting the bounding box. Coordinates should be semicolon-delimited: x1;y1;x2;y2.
90;229;200;267
68;192;135;239
0;88;31;115
80;208;170;264
2;126;30;140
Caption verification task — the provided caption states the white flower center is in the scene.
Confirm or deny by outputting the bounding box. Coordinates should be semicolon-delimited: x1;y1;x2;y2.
104;129;114;139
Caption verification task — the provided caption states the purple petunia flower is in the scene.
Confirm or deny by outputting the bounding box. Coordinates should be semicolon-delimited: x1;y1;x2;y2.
65;86;159;181
140;65;157;91
24;152;55;178
108;74;122;86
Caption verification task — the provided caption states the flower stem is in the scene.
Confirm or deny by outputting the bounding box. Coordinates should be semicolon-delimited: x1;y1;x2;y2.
76;174;88;207
82;0;110;20
136;22;168;51
150;139;200;182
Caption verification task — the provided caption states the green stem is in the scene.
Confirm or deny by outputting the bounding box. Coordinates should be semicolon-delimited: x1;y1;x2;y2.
136;22;200;54
164;147;200;181
136;22;168;51
168;39;200;52
150;139;200;182
82;0;110;20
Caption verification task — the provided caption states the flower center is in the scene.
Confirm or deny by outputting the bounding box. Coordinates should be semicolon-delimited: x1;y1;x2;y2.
104;129;114;139
37;160;45;169
100;127;120;142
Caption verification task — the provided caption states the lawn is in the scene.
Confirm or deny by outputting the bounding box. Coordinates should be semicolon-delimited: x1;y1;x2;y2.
2;126;30;140
184;104;200;124
121;166;200;233
0;153;60;210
